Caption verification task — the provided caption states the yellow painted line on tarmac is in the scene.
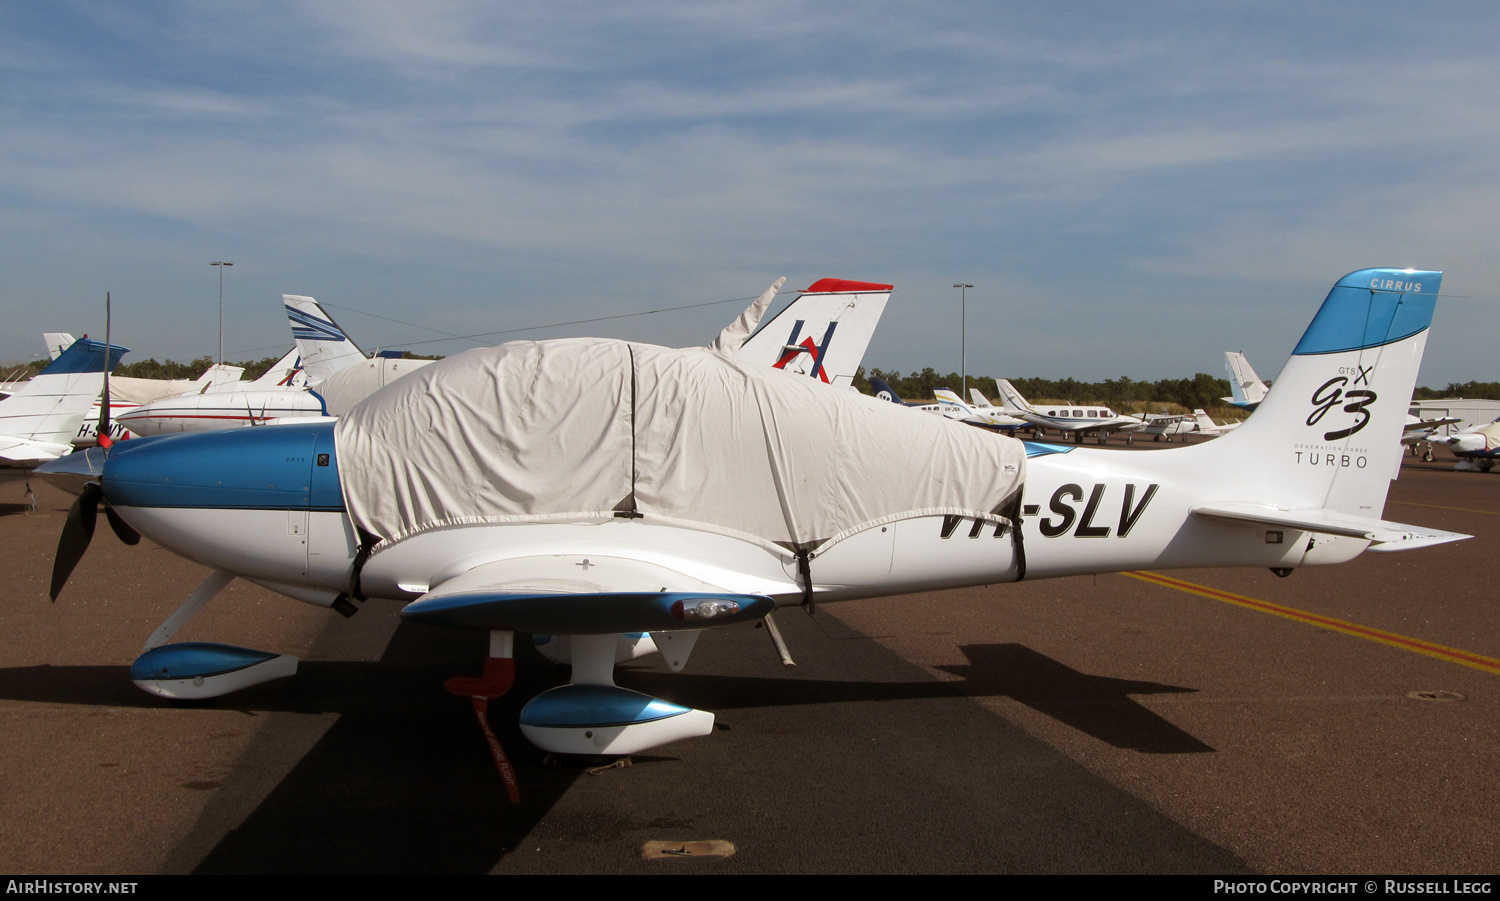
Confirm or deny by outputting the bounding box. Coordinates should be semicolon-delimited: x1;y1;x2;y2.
1388;500;1499;516
1123;570;1500;677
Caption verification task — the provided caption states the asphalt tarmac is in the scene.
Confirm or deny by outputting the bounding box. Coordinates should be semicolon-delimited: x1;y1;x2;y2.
0;446;1495;875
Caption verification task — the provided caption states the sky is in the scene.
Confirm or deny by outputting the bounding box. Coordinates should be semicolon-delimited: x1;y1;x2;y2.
3;2;1499;387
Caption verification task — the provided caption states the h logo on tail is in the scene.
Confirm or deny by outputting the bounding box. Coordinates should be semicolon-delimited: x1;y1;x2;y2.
773;320;837;383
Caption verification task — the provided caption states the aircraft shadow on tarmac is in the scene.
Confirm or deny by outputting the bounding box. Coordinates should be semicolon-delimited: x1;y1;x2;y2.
936;644;1213;754
0;620;1216;873
627;644;1212;754
0;645;1213;758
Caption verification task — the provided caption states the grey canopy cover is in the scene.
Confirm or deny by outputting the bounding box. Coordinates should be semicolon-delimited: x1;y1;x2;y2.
335;338;1026;557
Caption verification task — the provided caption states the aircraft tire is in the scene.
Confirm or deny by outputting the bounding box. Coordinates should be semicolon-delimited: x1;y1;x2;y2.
1482;460;1494;473
1126;435;1133;446
1153;435;1160;442
1424;448;1434;463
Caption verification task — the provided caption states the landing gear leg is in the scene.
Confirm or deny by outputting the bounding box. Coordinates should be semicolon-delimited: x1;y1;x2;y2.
447;631;520;802
143;569;233;652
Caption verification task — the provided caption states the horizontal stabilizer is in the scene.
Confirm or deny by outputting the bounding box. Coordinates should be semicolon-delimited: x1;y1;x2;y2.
1192;503;1471;552
402;590;775;634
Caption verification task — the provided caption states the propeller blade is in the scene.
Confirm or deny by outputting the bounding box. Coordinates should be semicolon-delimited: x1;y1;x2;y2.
50;482;101;601
97;292;113;448
104;504;140;546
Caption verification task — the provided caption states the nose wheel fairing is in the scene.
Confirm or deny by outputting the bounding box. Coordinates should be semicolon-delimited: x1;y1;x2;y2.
130;642;297;699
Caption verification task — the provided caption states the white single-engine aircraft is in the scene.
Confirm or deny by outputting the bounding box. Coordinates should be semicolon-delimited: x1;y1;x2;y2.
1223;350;1270;410
40;268;1466;762
0;337;126;467
35;333;250;447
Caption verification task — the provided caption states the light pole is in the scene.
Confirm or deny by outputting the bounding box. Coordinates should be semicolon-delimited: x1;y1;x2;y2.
953;283;972;397
211;261;233;365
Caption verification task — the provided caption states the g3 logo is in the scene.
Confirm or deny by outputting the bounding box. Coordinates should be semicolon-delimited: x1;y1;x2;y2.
1307;376;1376;441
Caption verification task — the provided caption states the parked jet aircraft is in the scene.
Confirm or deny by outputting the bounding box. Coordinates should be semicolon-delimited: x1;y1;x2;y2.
0;338;126;466
40;268;1462;765
116;297;354;436
721;278;891;389
869;377;949;415
38;334;250;447
991;379;1143;444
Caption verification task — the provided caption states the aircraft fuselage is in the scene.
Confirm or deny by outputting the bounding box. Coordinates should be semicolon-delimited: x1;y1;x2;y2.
100;422;1356;617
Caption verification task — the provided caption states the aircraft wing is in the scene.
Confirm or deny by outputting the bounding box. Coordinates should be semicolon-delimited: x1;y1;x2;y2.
1405;417;1461;432
399;556;793;635
0;435;74;465
1192;503;1471;552
402;588;775;634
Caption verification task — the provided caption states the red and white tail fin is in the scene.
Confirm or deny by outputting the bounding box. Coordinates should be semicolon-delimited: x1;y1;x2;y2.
731;279;892;389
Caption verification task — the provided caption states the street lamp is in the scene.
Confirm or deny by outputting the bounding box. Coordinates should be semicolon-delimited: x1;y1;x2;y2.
211;261;233;365
953;283;973;397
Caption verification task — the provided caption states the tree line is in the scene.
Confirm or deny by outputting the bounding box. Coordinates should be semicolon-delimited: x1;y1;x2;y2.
858;368;1238;411
1413;382;1500;400
8;351;440;382
9;352;1500;405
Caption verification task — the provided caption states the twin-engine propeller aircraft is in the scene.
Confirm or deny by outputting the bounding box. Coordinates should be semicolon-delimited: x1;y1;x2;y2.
868;378;1026;431
990;379;1144;444
39;269;1466;761
1427;419;1500;470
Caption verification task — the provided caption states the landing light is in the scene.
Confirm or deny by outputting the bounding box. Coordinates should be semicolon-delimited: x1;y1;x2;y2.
671;598;741;621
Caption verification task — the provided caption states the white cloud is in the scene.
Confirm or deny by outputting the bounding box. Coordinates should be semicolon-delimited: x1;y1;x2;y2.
2;3;1500;385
